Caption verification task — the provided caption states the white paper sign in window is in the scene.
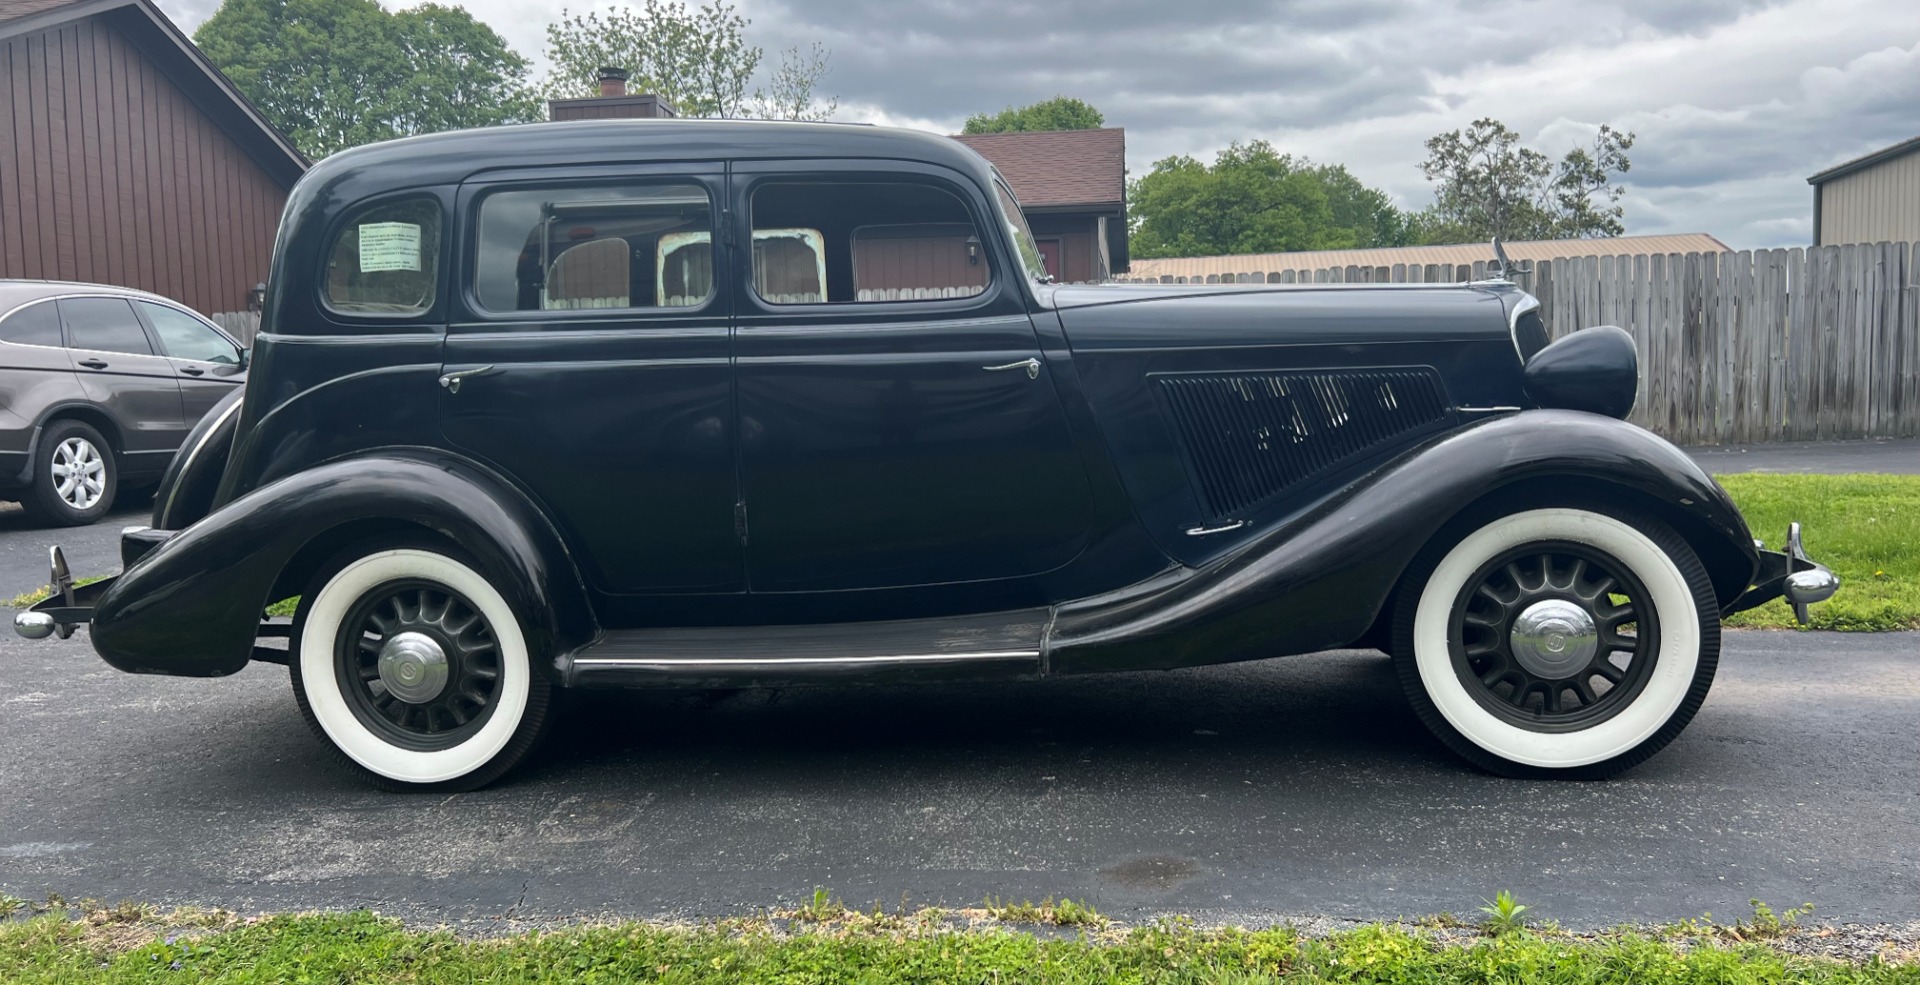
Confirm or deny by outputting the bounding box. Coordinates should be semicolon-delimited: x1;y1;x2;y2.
358;222;423;272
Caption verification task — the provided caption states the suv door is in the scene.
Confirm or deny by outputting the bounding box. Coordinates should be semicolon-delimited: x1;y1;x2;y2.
58;296;188;477
132;300;247;425
730;163;1094;593
441;167;742;595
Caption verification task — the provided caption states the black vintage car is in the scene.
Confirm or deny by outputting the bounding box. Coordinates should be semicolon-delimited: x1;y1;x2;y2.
16;120;1837;790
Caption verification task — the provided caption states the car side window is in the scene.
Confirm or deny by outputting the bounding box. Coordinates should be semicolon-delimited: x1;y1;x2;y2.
0;300;63;347
138;302;241;364
323;196;442;316
750;181;990;304
59;297;153;355
473;183;714;313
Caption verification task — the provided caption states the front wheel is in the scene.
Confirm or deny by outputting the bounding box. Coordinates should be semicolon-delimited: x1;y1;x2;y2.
23;420;117;526
290;540;552;791
1390;506;1719;779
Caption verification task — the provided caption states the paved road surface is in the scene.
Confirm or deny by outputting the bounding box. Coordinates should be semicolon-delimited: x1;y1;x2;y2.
2;630;1913;929
1687;438;1920;476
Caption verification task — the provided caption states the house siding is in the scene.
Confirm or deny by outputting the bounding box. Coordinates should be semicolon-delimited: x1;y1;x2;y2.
0;14;285;316
1817;150;1920;246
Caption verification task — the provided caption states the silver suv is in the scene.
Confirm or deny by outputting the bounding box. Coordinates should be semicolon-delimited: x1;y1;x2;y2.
0;280;247;526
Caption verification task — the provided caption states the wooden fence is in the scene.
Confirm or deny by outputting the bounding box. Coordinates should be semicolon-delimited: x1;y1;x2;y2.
209;310;261;346
1114;242;1920;445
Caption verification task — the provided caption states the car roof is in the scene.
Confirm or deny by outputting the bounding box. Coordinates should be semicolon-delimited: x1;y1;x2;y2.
301;118;1003;196
0;279;188;313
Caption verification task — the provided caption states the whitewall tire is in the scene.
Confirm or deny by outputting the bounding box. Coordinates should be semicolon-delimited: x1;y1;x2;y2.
290;541;552;791
1390;506;1719;778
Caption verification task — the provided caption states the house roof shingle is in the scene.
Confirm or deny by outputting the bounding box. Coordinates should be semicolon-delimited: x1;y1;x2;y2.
952;128;1126;210
1124;233;1735;280
0;0;88;25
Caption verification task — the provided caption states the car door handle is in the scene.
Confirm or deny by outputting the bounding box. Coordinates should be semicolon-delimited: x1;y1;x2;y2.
77;358;108;370
438;365;497;394
179;366;205;377
982;357;1040;380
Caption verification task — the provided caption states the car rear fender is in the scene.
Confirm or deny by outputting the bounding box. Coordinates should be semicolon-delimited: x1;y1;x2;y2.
89;449;598;678
1048;410;1758;673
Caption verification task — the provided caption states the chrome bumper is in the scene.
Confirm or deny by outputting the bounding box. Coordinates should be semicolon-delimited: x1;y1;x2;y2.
1725;522;1840;624
13;526;171;640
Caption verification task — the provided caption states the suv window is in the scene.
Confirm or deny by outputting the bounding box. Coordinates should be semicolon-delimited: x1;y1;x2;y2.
60;297;153;355
750;181;989;304
324;196;442;315
138;301;241;364
0;300;63;347
474;183;714;312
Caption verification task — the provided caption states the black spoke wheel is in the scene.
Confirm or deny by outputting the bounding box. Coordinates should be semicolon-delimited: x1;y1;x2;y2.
333;579;504;752
1449;543;1658;732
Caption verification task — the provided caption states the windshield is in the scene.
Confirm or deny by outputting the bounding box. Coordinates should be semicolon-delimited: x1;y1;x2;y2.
992;178;1051;283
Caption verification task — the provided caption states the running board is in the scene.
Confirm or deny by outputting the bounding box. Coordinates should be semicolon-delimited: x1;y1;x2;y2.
562;608;1050;687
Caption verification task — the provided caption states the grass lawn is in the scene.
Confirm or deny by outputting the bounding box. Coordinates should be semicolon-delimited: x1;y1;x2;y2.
1;903;1915;985
1716;474;1920;631
8;475;1914;630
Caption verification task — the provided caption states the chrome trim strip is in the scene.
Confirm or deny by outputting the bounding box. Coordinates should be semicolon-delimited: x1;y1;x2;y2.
155;398;242;529
1454;405;1523;413
1184;520;1247;536
571;650;1040;670
1507;293;1542;362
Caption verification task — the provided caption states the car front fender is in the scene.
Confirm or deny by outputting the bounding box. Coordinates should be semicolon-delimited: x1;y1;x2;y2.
89;450;598;678
1048;410;1759;674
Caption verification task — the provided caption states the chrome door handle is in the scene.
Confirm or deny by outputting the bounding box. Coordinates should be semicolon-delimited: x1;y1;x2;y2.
438;365;496;394
983;357;1040;379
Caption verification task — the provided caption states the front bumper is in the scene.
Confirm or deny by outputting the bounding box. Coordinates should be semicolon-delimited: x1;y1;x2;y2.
12;526;171;640
1723;522;1840;624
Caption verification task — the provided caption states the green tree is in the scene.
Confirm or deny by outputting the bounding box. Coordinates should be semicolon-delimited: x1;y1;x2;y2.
962;96;1104;134
543;1;834;121
195;0;542;160
1414;117;1635;243
1128;141;1412;259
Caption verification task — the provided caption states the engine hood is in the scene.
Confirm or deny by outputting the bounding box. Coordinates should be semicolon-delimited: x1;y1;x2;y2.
1050;281;1520;350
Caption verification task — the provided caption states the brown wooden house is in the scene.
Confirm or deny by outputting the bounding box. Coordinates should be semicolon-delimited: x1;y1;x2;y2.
0;0;305;328
952;128;1128;282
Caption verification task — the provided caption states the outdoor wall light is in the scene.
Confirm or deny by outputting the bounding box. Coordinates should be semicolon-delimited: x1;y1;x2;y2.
966;236;980;265
249;282;267;312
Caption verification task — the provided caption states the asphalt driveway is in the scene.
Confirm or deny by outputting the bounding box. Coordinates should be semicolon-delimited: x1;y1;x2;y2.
1;629;1914;930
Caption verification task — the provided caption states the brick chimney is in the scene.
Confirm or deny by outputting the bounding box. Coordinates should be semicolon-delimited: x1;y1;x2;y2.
549;67;679;122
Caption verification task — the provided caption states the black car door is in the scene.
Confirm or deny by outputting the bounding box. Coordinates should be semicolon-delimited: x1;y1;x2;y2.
58;296;187;475
132;300;246;425
440;165;743;595
729;161;1094;594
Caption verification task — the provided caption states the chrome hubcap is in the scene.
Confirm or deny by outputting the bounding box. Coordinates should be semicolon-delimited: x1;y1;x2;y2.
377;631;449;704
1508;599;1599;679
51;437;105;510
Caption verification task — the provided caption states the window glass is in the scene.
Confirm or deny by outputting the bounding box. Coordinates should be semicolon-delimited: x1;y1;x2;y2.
0;300;63;347
994;180;1050;283
474;183;713;312
751;182;990;304
323;196;441;315
60;297;152;355
139;301;240;364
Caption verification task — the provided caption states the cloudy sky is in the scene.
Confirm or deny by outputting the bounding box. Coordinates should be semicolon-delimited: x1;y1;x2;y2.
159;0;1919;249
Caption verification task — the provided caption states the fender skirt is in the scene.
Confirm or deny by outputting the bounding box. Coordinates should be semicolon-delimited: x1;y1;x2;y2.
89;450;597;678
1048;410;1758;675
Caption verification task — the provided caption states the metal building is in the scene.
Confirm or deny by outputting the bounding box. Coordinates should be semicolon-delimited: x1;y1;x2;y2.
1808;135;1920;246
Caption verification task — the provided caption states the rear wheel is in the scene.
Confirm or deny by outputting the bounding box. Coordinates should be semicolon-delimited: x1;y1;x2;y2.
23;420;116;526
1390;506;1719;778
289;538;552;791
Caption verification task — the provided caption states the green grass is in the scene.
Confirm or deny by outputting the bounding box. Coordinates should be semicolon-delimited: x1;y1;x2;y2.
0;906;1914;984
4;575;107;609
7;476;1913;631
1717;474;1920;631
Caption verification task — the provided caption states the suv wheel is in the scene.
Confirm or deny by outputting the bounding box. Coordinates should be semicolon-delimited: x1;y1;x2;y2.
289;538;553;791
23;420;117;526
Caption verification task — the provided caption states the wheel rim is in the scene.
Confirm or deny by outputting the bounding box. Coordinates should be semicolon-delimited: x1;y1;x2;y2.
1448;541;1660;732
334;580;503;751
51;437;106;510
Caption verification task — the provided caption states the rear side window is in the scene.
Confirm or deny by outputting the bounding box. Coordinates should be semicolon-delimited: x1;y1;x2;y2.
324;196;442;316
139;302;241;364
473;183;714;313
0;300;63;347
750;181;990;304
60;297;153;355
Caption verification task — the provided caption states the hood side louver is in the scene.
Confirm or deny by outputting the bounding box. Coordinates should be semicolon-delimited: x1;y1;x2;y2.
1157;368;1451;521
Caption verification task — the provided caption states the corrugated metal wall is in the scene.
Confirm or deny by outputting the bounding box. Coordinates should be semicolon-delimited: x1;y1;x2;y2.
0;14;286;317
1819;151;1920;246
